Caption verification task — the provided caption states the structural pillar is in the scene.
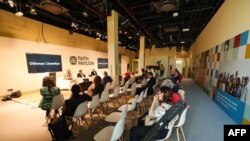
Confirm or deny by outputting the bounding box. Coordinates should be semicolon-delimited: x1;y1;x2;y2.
107;10;119;85
139;36;145;74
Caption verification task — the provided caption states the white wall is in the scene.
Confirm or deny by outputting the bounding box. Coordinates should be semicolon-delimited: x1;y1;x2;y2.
145;56;169;76
0;36;127;95
121;55;129;76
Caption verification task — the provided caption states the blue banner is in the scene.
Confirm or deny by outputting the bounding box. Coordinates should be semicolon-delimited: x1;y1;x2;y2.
215;89;245;124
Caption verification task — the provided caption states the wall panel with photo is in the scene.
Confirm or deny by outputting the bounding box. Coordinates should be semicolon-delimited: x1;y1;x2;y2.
195;30;250;124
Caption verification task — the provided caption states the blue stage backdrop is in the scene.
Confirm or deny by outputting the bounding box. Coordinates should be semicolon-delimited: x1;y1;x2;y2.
26;53;62;73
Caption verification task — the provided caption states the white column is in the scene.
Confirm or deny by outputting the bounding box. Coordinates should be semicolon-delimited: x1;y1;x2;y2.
107;10;119;85
139;36;145;74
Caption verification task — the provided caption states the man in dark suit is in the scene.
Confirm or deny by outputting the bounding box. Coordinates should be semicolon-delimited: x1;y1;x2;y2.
135;72;156;96
91;68;98;76
102;71;112;87
77;70;86;78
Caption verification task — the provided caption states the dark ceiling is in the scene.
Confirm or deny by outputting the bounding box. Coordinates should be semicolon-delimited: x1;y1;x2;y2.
0;0;224;52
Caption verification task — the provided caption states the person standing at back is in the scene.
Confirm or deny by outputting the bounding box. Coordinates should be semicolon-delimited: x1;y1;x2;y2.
39;76;61;120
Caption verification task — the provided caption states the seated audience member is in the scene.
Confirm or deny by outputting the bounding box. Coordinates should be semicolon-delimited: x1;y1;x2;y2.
77;69;86;78
39;76;61;120
87;75;104;98
102;71;112;87
161;78;185;102
62;84;92;117
170;68;181;84
130;86;183;141
91;68;98;76
135;72;156;96
124;70;131;84
64;69;73;80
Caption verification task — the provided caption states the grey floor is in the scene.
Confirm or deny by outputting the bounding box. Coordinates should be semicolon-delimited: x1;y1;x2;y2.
0;79;235;141
181;78;234;141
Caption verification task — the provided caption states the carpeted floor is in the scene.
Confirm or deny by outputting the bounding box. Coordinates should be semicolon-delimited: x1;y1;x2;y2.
0;79;235;141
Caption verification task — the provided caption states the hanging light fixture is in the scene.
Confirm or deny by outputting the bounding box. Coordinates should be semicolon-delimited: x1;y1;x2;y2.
15;0;23;17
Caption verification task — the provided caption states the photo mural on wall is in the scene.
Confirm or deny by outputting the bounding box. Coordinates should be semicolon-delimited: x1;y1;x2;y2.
193;30;250;124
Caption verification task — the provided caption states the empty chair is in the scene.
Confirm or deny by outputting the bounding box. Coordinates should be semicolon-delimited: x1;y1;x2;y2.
105;104;128;123
88;94;100;119
94;115;126;141
128;89;146;116
105;82;111;91
50;94;65;117
127;82;136;98
118;95;138;120
154;114;179;141
71;101;89;132
99;89;109;117
109;86;120;107
174;105;190;141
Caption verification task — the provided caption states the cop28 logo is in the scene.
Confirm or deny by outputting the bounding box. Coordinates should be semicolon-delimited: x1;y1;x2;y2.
69;56;77;65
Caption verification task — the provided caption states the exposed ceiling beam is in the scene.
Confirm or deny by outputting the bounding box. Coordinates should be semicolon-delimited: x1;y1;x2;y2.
114;0;156;43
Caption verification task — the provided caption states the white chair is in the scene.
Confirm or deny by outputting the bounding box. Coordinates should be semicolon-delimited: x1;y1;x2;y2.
120;78;125;86
105;104;128;123
118;95;138;120
94;115;126;141
119;81;130;104
99;89;109;117
88;94;100;119
72;101;89;132
50;94;65;117
174;105;190;141
109;87;120;107
130;83;137;97
154;114;179;141
127;89;145;117
105;82;111;91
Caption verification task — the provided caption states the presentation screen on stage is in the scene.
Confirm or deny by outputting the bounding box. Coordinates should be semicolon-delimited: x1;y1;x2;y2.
26;53;62;73
97;58;108;69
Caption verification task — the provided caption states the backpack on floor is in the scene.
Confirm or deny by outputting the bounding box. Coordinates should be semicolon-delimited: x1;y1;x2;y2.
48;117;72;141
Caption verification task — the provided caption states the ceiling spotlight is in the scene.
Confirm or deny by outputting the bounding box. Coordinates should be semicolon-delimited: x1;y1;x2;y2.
180;41;185;44
8;0;15;7
182;28;190;32
71;22;79;28
128;36;132;39
173;12;178;17
30;8;37;15
82;12;88;17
